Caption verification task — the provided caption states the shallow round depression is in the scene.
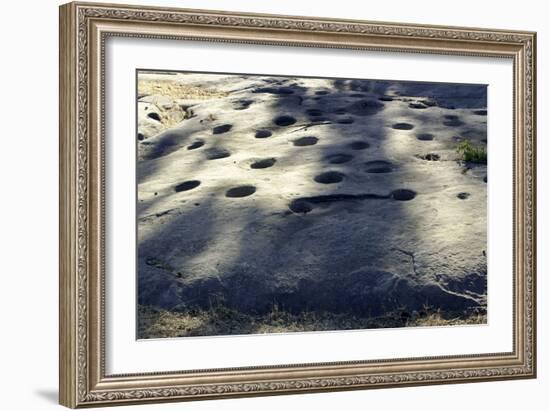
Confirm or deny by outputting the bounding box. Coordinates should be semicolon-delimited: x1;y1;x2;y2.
255;129;272;139
273;115;297;126
225;185;257;198
288;199;313;214
391;189;416;201
392;122;414;130
250;158;276;169
174;180;201;192
314;171;345;184
365;160;393;174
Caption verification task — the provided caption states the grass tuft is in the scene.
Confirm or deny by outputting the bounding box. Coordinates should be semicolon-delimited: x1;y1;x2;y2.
456;139;487;164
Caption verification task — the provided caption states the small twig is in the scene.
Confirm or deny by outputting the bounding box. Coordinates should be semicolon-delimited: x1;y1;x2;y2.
289;121;333;133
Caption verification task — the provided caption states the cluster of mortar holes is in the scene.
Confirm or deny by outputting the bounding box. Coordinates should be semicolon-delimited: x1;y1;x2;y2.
337;117;355;124
293;136;318;147
314;171;345;184
457;192;470;200
392;189;416;201
416;153;440;161
255;129;272;139
416;133;434;141
392;122;414;130
187;140;204;150
315;90;330;95
365;160;393;174
409;102;428;109
225;185;256;198
174;180;201;193
378;96;394;102
289;199;313;214
349;141;369;150
147;112;161;122
306;108;323;117
205;148;231;160
250;158;276;169
137;132;144;141
274;115;297;126
325;153;354;164
443;114;463;127
212;124;232;135
473;109;487;116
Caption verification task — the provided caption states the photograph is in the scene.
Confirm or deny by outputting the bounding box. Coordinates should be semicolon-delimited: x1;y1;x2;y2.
57;2;536;407
136;70;488;339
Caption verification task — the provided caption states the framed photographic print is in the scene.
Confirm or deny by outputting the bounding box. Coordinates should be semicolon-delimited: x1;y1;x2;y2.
59;2;537;408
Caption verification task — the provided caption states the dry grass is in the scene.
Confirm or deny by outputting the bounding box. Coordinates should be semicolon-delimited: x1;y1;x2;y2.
138;79;228;101
409;311;486;327
137;304;487;339
138;305;204;339
137;78;229;133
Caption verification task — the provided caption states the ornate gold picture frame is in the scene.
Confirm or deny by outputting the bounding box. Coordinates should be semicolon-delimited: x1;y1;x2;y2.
59;1;536;408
